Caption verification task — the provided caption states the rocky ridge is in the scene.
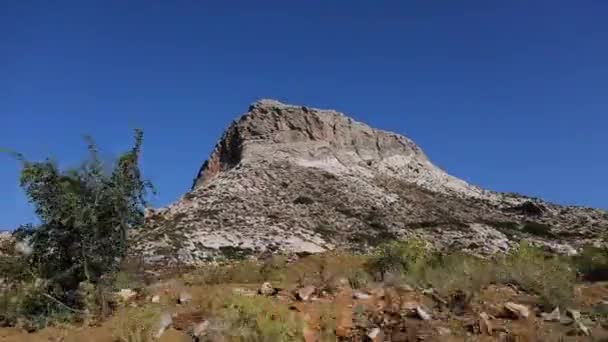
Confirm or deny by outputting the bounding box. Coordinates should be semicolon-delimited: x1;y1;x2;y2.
134;100;608;265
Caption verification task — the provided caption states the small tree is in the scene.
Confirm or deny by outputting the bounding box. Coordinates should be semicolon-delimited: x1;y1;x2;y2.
366;240;428;281
8;129;153;295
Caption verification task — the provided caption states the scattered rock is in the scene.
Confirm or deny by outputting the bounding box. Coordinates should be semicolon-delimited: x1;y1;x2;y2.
353;291;371;300
296;286;317;301
116;289;137;302
367;327;384;341
154;312;173;338
416;306;432;321
541;307;560;322
178;291;193;304
260;282;276;296
151;295;161;304
504;302;530;319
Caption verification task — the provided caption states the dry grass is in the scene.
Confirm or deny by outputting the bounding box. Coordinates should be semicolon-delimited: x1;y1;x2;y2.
110;306;160;342
286;251;371;291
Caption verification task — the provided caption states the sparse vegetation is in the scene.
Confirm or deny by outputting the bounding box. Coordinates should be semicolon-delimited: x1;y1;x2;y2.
218;295;303;341
497;241;576;308
111;306;160;342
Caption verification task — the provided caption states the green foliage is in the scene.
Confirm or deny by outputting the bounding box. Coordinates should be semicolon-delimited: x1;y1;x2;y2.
366;239;428;280
522;222;555;238
0;280;73;330
3;130;153;328
14;130;153;288
572;245;608;281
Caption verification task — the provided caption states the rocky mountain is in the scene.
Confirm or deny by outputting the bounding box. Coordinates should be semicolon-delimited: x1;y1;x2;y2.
134;100;608;265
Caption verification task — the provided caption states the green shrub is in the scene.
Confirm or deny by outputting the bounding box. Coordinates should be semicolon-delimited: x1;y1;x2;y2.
522;222;555;238
366;240;428;280
498;241;575;308
0;281;73;330
414;253;496;297
572;246;608;281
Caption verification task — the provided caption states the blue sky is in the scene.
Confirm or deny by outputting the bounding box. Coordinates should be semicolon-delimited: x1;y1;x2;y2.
1;1;607;229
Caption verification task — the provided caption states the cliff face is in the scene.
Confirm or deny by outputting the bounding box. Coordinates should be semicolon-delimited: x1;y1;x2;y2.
135;100;608;265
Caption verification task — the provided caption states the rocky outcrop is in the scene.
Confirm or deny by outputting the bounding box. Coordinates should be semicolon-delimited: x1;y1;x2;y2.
133;100;608;265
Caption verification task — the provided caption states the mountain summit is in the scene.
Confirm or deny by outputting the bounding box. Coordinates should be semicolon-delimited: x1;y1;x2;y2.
136;100;608;265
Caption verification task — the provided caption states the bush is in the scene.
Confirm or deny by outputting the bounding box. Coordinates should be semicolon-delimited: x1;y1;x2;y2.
366;240;428;281
414;253;496;297
572;246;608;281
522;222;554;238
2;130;153;329
0;280;73;330
497;241;575;308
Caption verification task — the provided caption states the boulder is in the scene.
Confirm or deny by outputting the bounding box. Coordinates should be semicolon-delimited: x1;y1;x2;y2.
296;285;316;301
178;291;193;304
541;307;560;322
116;289;137;303
259;282;276;296
504;302;530;319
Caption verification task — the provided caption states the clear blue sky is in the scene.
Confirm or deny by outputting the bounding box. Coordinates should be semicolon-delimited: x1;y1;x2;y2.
1;1;607;229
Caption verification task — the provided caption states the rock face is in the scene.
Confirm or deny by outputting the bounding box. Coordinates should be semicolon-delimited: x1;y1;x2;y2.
134;100;608;265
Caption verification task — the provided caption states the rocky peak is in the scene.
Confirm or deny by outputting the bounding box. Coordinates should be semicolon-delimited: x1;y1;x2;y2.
137;100;608;266
193;99;489;199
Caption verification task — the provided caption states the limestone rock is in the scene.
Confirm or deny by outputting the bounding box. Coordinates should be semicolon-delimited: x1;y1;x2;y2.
116;289;137;303
296;285;316;301
134;100;608;265
504;302;530;319
353;291;371;300
259;282;276;296
541;307;561;322
415;306;432;321
177;291;192;304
